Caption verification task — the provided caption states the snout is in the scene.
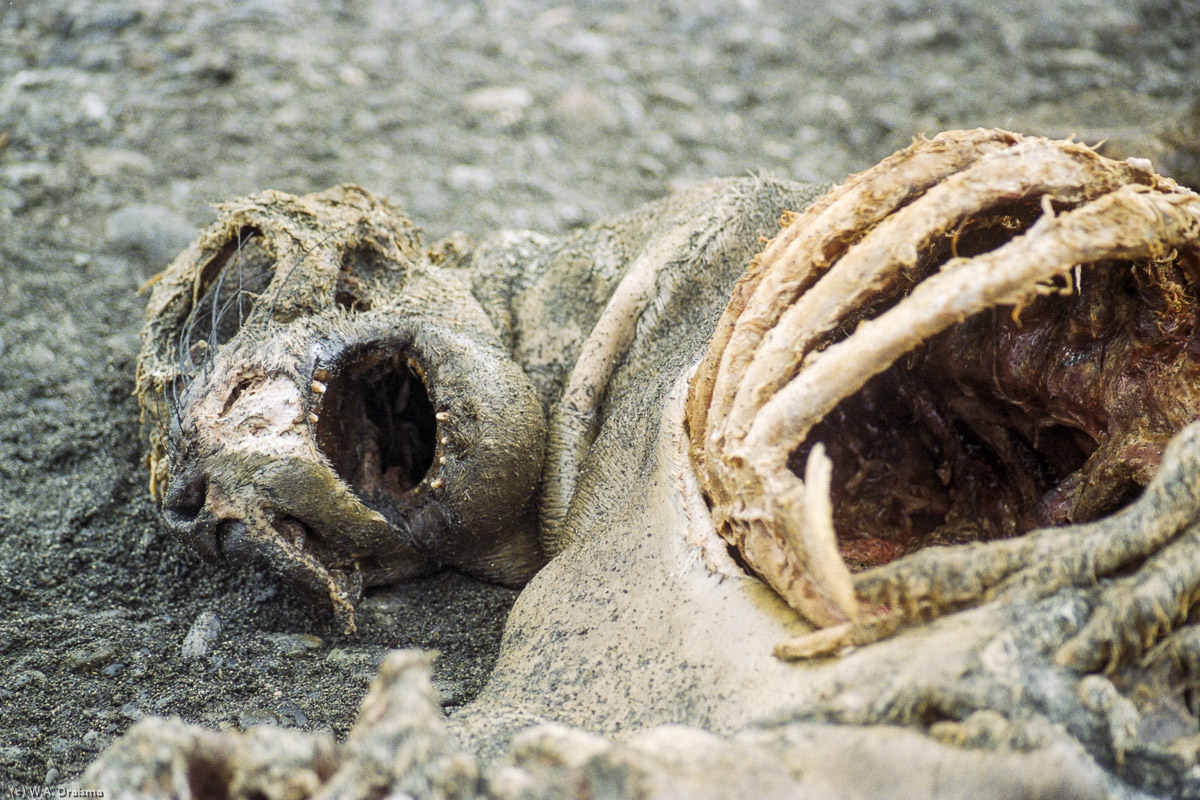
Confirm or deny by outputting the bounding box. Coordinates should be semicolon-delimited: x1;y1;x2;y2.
161;469;276;564
161;471;225;563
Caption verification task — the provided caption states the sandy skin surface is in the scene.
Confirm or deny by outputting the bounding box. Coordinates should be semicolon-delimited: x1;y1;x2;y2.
0;0;1196;789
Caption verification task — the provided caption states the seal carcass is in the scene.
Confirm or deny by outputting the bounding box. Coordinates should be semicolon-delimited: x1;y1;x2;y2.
95;130;1200;798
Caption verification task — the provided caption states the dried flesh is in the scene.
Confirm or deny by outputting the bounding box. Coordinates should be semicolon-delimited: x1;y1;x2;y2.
688;130;1200;661
791;239;1200;571
136;185;546;628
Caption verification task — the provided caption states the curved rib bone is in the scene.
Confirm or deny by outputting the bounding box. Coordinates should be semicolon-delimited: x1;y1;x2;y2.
690;130;1200;659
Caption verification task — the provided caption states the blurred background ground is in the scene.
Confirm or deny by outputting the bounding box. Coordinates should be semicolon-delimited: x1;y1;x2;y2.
0;0;1196;788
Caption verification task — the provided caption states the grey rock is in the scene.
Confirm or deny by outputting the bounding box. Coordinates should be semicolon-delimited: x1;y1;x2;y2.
104;204;196;272
67;639;117;672
648;81;699;110
238;708;281;729
462;86;534;127
181;611;221;660
558;31;612;61
262;632;325;657
431;678;466;707
11;670;47;689
276;701;308;727
0;161;62;189
448;165;497;193
548;89;624;141
80;147;154;179
325;647;369;666
0;187;23;213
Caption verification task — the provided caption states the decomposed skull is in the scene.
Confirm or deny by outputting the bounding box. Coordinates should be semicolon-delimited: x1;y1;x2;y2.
136;186;546;629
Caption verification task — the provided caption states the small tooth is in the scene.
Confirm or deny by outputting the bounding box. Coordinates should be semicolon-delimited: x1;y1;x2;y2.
439;436;448;446
435;411;450;422
429;477;444;489
313;367;331;382
308;412;319;424
311;380;327;394
438;456;447;465
800;443;858;622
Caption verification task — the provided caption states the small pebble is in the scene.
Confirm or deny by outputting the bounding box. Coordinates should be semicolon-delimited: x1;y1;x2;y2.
277;700;308;727
432;678;467;706
548;88;624;141
67;639;117;671
0;161;62;189
81;146;154;178
182;611;221;659
648;81;699;110
12;670;46;689
104;204;196;270
448;165;496;193
238;708;280;728
264;632;325;657
461;86;533;126
80;92;108;121
559;30;612;61
0;187;22;213
27;342;57;367
324;647;364;665
360;594;407;615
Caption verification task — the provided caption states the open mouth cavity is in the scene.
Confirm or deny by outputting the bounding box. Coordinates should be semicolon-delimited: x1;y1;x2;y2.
315;344;438;503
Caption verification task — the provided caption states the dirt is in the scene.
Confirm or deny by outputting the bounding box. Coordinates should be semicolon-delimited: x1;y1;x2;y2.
0;0;1197;790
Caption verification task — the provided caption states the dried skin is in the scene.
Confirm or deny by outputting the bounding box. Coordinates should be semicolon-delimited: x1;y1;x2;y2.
539;223;699;554
689;129;1200;662
135;185;547;627
134;174;811;632
108;134;1200;797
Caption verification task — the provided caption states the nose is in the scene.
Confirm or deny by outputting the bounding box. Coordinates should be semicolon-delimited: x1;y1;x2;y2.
162;472;221;562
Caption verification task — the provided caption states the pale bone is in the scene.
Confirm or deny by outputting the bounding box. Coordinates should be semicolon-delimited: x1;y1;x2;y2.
799;443;857;621
725;138;1155;433
696;175;1200;629
691;128;1018;447
107;130;1200;798
746;184;1200;465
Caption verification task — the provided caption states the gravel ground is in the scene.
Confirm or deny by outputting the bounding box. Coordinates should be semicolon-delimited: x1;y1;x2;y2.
0;0;1197;789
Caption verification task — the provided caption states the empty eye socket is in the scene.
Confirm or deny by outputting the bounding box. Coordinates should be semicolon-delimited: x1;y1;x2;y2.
315;345;437;501
179;227;274;373
334;241;399;312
